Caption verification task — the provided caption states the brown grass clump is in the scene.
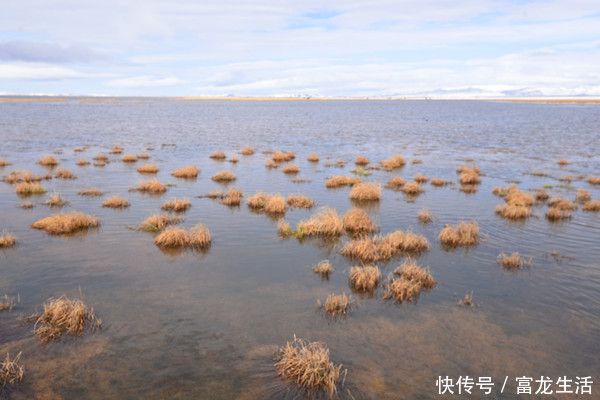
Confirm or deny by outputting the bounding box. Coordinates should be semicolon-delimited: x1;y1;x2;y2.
340;230;429;262
272;151;287;162
439;221;479;247
417;208;433;223
414;173;428;183
110;145;123;154
349;266;381;291
229;156;238;163
349;182;381;201
0;353;25;385
497;252;531;269
287;194;314;208
161;198;191;212
139;214;181;231
505;185;534;206
78;188;103;196
93;153;107;161
102;196;130;208
384;176;405;190
0;233;17;248
211;170;236;182
31;212;99;235
275;336;345;399
137;164;159;174
3;170;52;184
265;194;287;214
459;292;473;307
247;192;268;209
44;194;69;207
265;159;278;168
583;200;600;212
343;208;376;233
380;154;405;171
558;175;572;183
277;220;293;237
285;151;296;161
458;166;481;185
546;207;572;221
557;159;569;165
138;152;150;159
326;176;361;188
297;208;343;237
312;260;333;277
20;202;34;209
282;164;300;174
339;237;380;262
355;155;369;165
495;204;531;220
318;293;354;317
32;296;101;343
307;153;319;162
383;259;435;303
0;158;12;166
55;167;75;179
209;150;227;159
39;155;59;166
587;176;600;185
241;146;255;155
535;188;550;201
122;154;138;162
171;165;199;178
76;158;90;166
15;182;46;195
154;224;211;249
94;160;106;167
430;178;447;186
492;186;509;197
547;197;577;210
575;189;591;203
130;179;167;193
221;188;243;206
400;181;422;195
459;184;478;193
411;159;422;164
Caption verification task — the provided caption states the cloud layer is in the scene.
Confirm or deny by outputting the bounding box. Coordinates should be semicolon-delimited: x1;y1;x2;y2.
1;0;599;97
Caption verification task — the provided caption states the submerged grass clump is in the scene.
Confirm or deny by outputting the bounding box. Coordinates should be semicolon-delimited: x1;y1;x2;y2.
287;194;314;208
265;194;287;214
76;158;90;166
380;154;405;171
318;293;355;317
94;153;108;161
414;173;428;183
3;170;52;184
122;154;138;162
430;178;448;186
0;353;25;385
326;176;361;188
211;170;236;182
0;158;12;167
340;230;429;262
78;188;103;196
583;200;600;212
44;194;69;207
275;336;345;399
349;182;381;201
547;197;577;210
39;155;59;166
247;192;268;209
587;176;600;185
130;179;167;193
137;164;159;174
349;266;381;291
382;259;435;303
458;165;481;185
0;233;17;248
307;153;319;162
355;155;369;165
312;260;333;277
343;208;376;233
221;188;243;206
497;252;531;269
32;295;101;343
102;196;130;208
154;224;211;249
31;212;99;235
297;207;343;237
282;164;300;174
400;181;422;195
171;166;199;178
384;176;405;190
139;214;181;231
546;207;572;221
439;221;479;247
55;167;75;179
241;147;255;155
15;182;46;196
575;189;591;203
161;198;191;212
495;204;531;220
209;151;226;159
20;202;34;209
417;208;433;223
110;145;123;154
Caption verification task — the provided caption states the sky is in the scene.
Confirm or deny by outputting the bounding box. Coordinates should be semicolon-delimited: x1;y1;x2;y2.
1;0;599;98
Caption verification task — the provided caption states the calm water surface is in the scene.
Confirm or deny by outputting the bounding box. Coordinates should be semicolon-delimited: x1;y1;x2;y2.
0;99;599;399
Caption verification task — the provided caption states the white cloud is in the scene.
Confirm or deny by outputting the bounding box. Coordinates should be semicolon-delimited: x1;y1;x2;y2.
0;62;113;80
105;75;186;87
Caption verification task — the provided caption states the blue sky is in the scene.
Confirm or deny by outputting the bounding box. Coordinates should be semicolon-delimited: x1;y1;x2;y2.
1;0;599;97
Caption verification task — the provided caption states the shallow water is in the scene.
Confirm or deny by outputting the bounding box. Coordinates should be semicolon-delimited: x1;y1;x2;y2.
0;98;599;399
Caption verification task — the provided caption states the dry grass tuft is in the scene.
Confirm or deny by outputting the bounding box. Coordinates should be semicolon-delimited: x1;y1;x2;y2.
418;208;433;223
221;188;243;206
326;176;361;188
209;151;227;159
349;266;381;291
349;182;381;201
318;293;355;317
497;252;531;269
355;155;369;165
341;230;429;262
20;202;34;209
458;167;481;185
439;221;479;247
343;208;376;233
384;176;405;190
102;196;130;208
138;152;150;159
583;200;600;212
139;214;181;231
297;207;343;237
459;184;478;193
535;188;550;201
265;159;278;168
414;173;429;183
412;159;422;164
31;212;99;235
459;292;473;307
229;156;238;163
492;186;509;197
154;224;211;248
277;220;293;237
0;353;25;385
557;159;569;165
44;194;69;207
76;158;90;166
171;165;199;178
78;188;103;196
312;260;333;277
15;182;46;195
39;155;59;166
248;192;268;209
130;179;167;193
161;198;191;212
430;178;447;186
275;336;345;399
287;194;314;208
400;181;422;195
558;175;572;183
211;170;236;182
546;207;572;221
94;160;106;167
3;170;52;184
93;153;108;161
0;158;12;167
32;295;101;343
241;146;255;155
137;164;159;174
575;189;591;203
110;145;123;154
55;167;75;179
122;154;138;162
271;151;286;162
282;164;300;174
0;233;17;248
352;167;371;176
380;154;405;171
265;194;287;214
307;153;319;162
547;197;577;210
382;259;435;303
495;204;531;220
587;176;600;185
505;185;534;206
